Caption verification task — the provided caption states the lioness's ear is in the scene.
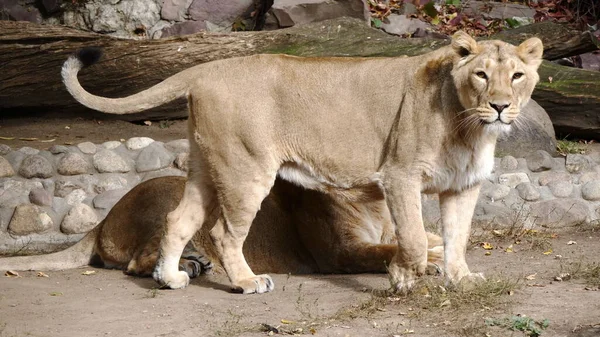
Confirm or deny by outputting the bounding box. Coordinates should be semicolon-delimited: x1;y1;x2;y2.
517;37;543;67
451;31;479;57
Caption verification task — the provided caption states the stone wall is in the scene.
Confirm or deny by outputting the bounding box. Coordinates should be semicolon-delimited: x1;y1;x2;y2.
1;138;599;254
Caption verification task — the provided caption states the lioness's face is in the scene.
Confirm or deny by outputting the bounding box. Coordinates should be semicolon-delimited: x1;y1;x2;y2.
450;32;543;135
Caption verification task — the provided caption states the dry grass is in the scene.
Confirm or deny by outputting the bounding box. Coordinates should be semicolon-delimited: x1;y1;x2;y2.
561;259;600;288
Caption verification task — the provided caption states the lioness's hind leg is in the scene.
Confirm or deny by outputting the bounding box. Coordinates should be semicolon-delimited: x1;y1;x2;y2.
153;174;216;289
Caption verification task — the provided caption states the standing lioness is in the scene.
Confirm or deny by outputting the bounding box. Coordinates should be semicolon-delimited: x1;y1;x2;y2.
62;31;543;294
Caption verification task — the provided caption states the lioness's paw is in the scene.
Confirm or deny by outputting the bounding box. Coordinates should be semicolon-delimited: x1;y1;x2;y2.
153;269;190;289
180;254;214;278
232;274;274;294
388;264;425;295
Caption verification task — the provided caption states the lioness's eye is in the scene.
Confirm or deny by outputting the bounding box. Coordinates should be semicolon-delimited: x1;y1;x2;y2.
476;71;487;79
512;72;524;80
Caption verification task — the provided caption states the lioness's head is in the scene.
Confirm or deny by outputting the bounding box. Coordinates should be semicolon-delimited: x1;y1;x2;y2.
450;31;543;135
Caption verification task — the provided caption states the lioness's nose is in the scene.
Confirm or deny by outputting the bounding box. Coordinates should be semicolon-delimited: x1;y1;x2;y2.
489;103;510;113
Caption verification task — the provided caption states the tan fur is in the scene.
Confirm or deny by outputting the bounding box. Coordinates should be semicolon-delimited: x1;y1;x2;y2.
0;176;444;277
60;31;543;293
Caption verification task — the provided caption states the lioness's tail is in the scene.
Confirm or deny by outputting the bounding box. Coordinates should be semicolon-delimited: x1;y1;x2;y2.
61;48;189;114
0;227;100;271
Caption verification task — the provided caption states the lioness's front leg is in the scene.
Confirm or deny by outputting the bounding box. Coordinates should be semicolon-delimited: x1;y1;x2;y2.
384;174;428;293
439;184;483;285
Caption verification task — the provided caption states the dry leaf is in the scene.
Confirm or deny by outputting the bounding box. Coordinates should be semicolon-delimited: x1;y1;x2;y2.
0;136;15;140
492;229;505;236
39;139;56;143
525;273;537;280
49;292;63;296
19;137;38;141
5;270;20;277
143;120;152;126
310;327;317;335
481;242;493;250
281;319;295;324
567;241;577;245
485;251;492;256
543;249;553;255
37;272;49;278
505;245;514;253
64;126;71;129
81;270;96;275
548;76;553;83
554;273;571;282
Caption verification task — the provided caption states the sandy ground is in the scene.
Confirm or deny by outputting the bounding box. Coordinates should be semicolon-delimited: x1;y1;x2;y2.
1;117;600;336
1;231;599;337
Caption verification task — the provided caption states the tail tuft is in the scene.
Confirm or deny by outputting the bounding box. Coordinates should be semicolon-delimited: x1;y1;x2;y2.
76;47;103;67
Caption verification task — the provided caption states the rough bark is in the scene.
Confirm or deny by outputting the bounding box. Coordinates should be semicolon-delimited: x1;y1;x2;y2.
1;18;598;138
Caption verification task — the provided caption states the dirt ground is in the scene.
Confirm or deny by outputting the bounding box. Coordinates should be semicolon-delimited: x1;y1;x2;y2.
1;117;600;337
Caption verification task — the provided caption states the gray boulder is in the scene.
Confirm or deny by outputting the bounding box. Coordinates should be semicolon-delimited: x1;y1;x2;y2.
61;203;98;234
270;0;368;28
136;142;175;173
8;205;52;235
0;156;14;178
18;155;54;178
496;100;556;157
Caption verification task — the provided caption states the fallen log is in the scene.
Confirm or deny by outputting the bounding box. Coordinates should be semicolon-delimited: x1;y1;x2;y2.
1;18;598;138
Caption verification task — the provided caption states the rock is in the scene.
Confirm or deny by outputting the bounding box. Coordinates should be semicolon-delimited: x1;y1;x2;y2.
565;154;594;173
529;199;590;227
136;142;175;172
94;175;128;194
41;0;60;14
496;100;556;157
19;147;39;155
580;172;600;185
0;144;11;155
174;152;189;171
516;182;540;201
57;152;91;175
60;203;98;234
525;150;553;172
77;141;97;154
498;173;530;188
93;150;131;173
29;188;53;207
142;167;187;181
538;171;572;186
483;184;511;201
270;0;368;28
3;1;42;23
160;21;207;38
125;137;154;150
49;145;70;154
65;189;87;205
551;157;566;171
0;180;43;208
161;0;193;21
54;179;86;197
380;14;431;36
500;156;518;171
18;155;54;178
579;51;600;72
547;180;573;198
102;141;122;150
63;0;161;39
8;205;51;235
462;0;535;20
189;0;253;27
6;151;25;174
93;188;129;209
0;156;15;178
478;204;514;227
581;181;600;201
165;139;190;153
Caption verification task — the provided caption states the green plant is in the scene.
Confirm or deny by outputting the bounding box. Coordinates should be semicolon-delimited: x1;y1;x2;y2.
486;315;549;337
556;139;586;156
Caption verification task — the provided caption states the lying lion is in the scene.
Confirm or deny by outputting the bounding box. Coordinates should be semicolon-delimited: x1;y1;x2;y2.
60;31;543;293
0;176;444;278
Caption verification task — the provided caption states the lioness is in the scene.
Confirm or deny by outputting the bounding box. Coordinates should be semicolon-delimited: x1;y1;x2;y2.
61;31;543;294
0;176;444;277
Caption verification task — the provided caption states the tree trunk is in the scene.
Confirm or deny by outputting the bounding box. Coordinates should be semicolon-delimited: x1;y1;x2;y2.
1;18;598;138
